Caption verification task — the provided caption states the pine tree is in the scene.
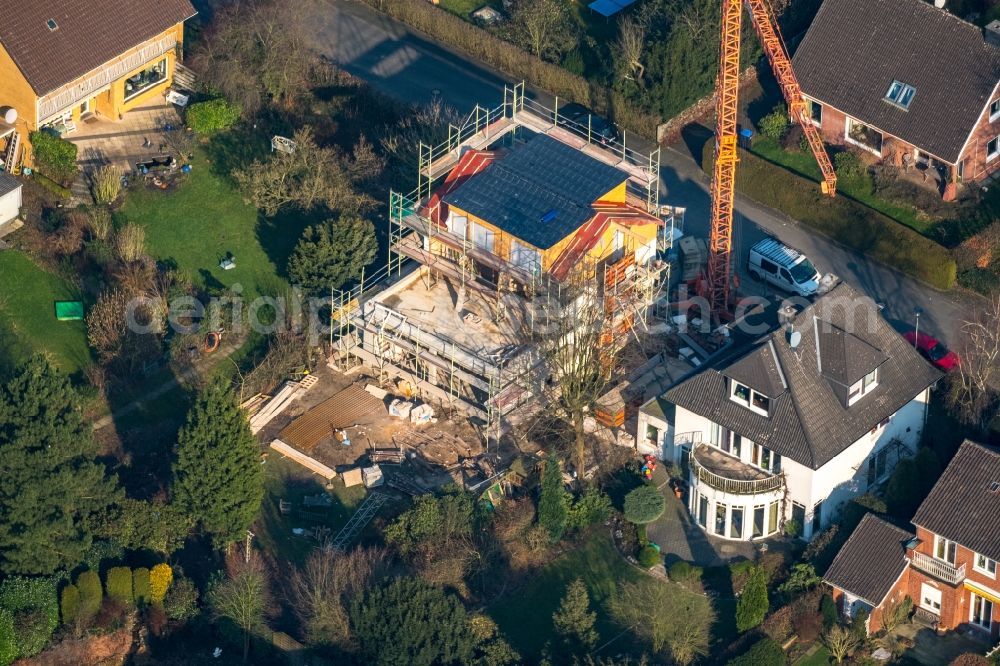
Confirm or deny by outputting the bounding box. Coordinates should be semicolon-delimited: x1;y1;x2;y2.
0;357;120;575
552;578;598;650
538;459;568;541
171;381;264;546
287;214;377;295
736;565;769;633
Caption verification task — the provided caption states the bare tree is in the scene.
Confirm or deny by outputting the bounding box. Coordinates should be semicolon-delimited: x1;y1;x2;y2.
607;580;713;663
823;624;862;664
615;16;647;84
287;546;386;647
507;0;579;62
209;547;272;663
233;127;375;216
946;294;1000;431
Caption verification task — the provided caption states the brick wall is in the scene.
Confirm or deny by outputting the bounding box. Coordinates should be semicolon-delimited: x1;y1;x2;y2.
815;104;847;148
960;91;1000;181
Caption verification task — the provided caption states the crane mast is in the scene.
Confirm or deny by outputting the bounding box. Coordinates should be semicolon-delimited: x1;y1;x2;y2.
707;0;837;320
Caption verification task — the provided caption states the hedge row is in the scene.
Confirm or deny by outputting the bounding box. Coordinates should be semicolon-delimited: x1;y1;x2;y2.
702;142;957;290
361;0;661;138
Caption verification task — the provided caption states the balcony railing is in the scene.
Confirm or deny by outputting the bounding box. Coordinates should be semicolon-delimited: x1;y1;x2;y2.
689;446;784;495
38;35;177;122
911;551;966;585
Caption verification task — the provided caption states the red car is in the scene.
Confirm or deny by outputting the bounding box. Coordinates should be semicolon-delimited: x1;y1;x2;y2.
903;331;960;371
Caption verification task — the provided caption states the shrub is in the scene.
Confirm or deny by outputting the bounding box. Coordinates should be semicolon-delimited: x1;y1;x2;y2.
105;567;134;606
762;604;794;643
29;130;78;183
958;267;998;295
0;609;14;666
637;545;661;569
821;593;838;629
76;570;103;620
850;607;869;640
736;565;769;632
150;563;173;604
566;486;613;530
163;575;198;621
186;98;242;135
32;172;72;198
703;142;956;290
784;518;801;538
114;222;146;263
669;560;692;581
726;637;785;666
87;207;113;240
623;485;666;524
758;107;789;140
60;584;80;625
0;576;59;659
793;608;822;643
834;150;866;183
91;165;122;205
951;654;992;666
133;568;151;606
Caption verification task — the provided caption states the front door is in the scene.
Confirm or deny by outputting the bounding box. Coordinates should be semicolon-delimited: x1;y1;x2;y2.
970;592;994;631
921;583;942;615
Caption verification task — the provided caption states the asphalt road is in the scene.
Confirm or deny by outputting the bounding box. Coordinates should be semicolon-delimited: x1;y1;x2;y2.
309;0;976;345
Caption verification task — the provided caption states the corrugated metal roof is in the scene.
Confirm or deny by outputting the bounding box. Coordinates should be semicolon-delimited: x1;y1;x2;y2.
912;440;1000;561
442;135;628;250
0;172;21;198
792;0;1000;162
824;513;913;606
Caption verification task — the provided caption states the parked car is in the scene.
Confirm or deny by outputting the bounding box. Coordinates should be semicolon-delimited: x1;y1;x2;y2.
556;103;619;146
747;237;821;297
903;331;960;371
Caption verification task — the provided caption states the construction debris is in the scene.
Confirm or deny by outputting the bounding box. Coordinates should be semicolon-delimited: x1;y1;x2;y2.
279;384;384;451
269;439;336;479
388;399;414;419
341;467;364;488
362;465;384;488
250;381;308;434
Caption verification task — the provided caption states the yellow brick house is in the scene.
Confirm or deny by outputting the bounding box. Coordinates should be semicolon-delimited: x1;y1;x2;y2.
0;0;196;172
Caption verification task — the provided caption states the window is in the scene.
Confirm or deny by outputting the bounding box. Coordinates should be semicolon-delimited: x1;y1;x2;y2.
752;443;781;473
645;424;660;444
789;258;818;284
753;505;765;538
760;258;778;275
958;159;966;180
934;535;957;565
846;117;884;154
971;592;993;631
446;212;467;239
791;502;806;536
975;553;997;577
510;240;541;276
867;448;890;487
812;500;824;535
921;583;942;613
709;422;725;448
715;503;727;536
698;495;709;528
989;137;1000;162
124;58;168;101
848;369;879;405
991;99;1000;122
810;100;822;126
885;80;916;110
730;381;771;416
730;507;744;539
768;501;780;534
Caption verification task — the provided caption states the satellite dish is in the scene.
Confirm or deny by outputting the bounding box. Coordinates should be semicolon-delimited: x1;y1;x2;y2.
789;330;802;350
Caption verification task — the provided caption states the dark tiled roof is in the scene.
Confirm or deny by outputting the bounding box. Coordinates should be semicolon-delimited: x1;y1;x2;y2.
723;341;786;398
824;513;913;606
641;397;674;424
665;283;942;469
0;0;197;95
442;135;628;250
912;440;1000;561
792;0;1000;162
0;172;20;197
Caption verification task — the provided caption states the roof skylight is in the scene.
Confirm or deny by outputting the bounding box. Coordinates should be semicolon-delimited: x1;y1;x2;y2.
46;19;58;31
885;80;915;110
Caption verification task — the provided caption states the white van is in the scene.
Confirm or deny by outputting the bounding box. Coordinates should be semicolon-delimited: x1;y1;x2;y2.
747;238;821;297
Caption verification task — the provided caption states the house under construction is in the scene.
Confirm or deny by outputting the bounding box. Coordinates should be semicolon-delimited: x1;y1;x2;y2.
335;85;674;444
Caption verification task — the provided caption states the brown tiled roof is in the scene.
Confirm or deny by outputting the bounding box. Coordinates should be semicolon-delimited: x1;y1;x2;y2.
824;513;913;606
792;0;1000;163
665;283;942;469
0;0;197;95
912;440;1000;561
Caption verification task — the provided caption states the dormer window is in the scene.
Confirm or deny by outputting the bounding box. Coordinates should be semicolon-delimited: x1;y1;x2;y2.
885;81;916;110
730;381;770;416
847;368;878;405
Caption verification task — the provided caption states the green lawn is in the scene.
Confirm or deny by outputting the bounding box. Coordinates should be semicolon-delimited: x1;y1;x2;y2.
121;149;291;300
438;0;491;18
794;645;832;665
0;251;92;376
751;137;933;234
489;531;695;659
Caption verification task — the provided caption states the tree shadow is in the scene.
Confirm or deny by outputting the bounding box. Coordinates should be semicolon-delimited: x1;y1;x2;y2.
680;123;715;169
255;207;328;281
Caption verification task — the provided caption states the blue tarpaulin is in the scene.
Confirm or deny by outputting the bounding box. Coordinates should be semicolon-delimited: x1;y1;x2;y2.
588;0;624;17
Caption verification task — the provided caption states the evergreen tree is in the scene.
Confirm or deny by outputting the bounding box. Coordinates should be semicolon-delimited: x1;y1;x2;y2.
0;357;120;575
287;214;377;295
538;459;568;541
736;565;769;633
171;381;264;546
552;578;598;650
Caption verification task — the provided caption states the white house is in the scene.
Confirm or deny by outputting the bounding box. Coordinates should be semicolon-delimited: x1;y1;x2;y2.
639;283;941;542
0;172;20;228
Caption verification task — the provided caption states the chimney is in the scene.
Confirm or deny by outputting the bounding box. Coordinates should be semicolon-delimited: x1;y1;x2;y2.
933;0;945;8
986;20;1000;49
777;304;798;330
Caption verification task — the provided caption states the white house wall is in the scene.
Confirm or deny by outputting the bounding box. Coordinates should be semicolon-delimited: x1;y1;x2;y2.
0;188;21;226
635;409;671;459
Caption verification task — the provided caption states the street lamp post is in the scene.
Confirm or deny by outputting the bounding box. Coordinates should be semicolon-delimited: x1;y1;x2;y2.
913;306;923;348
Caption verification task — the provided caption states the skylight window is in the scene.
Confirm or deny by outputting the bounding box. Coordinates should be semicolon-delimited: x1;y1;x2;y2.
46;18;58;31
885;81;916;110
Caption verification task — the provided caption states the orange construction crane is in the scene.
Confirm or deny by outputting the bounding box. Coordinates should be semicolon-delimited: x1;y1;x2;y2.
707;0;837;320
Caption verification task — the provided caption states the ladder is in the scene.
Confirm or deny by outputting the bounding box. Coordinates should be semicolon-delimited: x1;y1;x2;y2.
328;491;388;551
3;132;22;175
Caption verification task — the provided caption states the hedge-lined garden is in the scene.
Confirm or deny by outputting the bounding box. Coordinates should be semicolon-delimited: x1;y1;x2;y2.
702;141;957;290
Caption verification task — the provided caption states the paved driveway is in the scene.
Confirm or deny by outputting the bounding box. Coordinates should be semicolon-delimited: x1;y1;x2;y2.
311;0;978;347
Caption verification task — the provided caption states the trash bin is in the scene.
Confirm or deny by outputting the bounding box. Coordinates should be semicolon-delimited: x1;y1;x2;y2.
738;127;753;149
